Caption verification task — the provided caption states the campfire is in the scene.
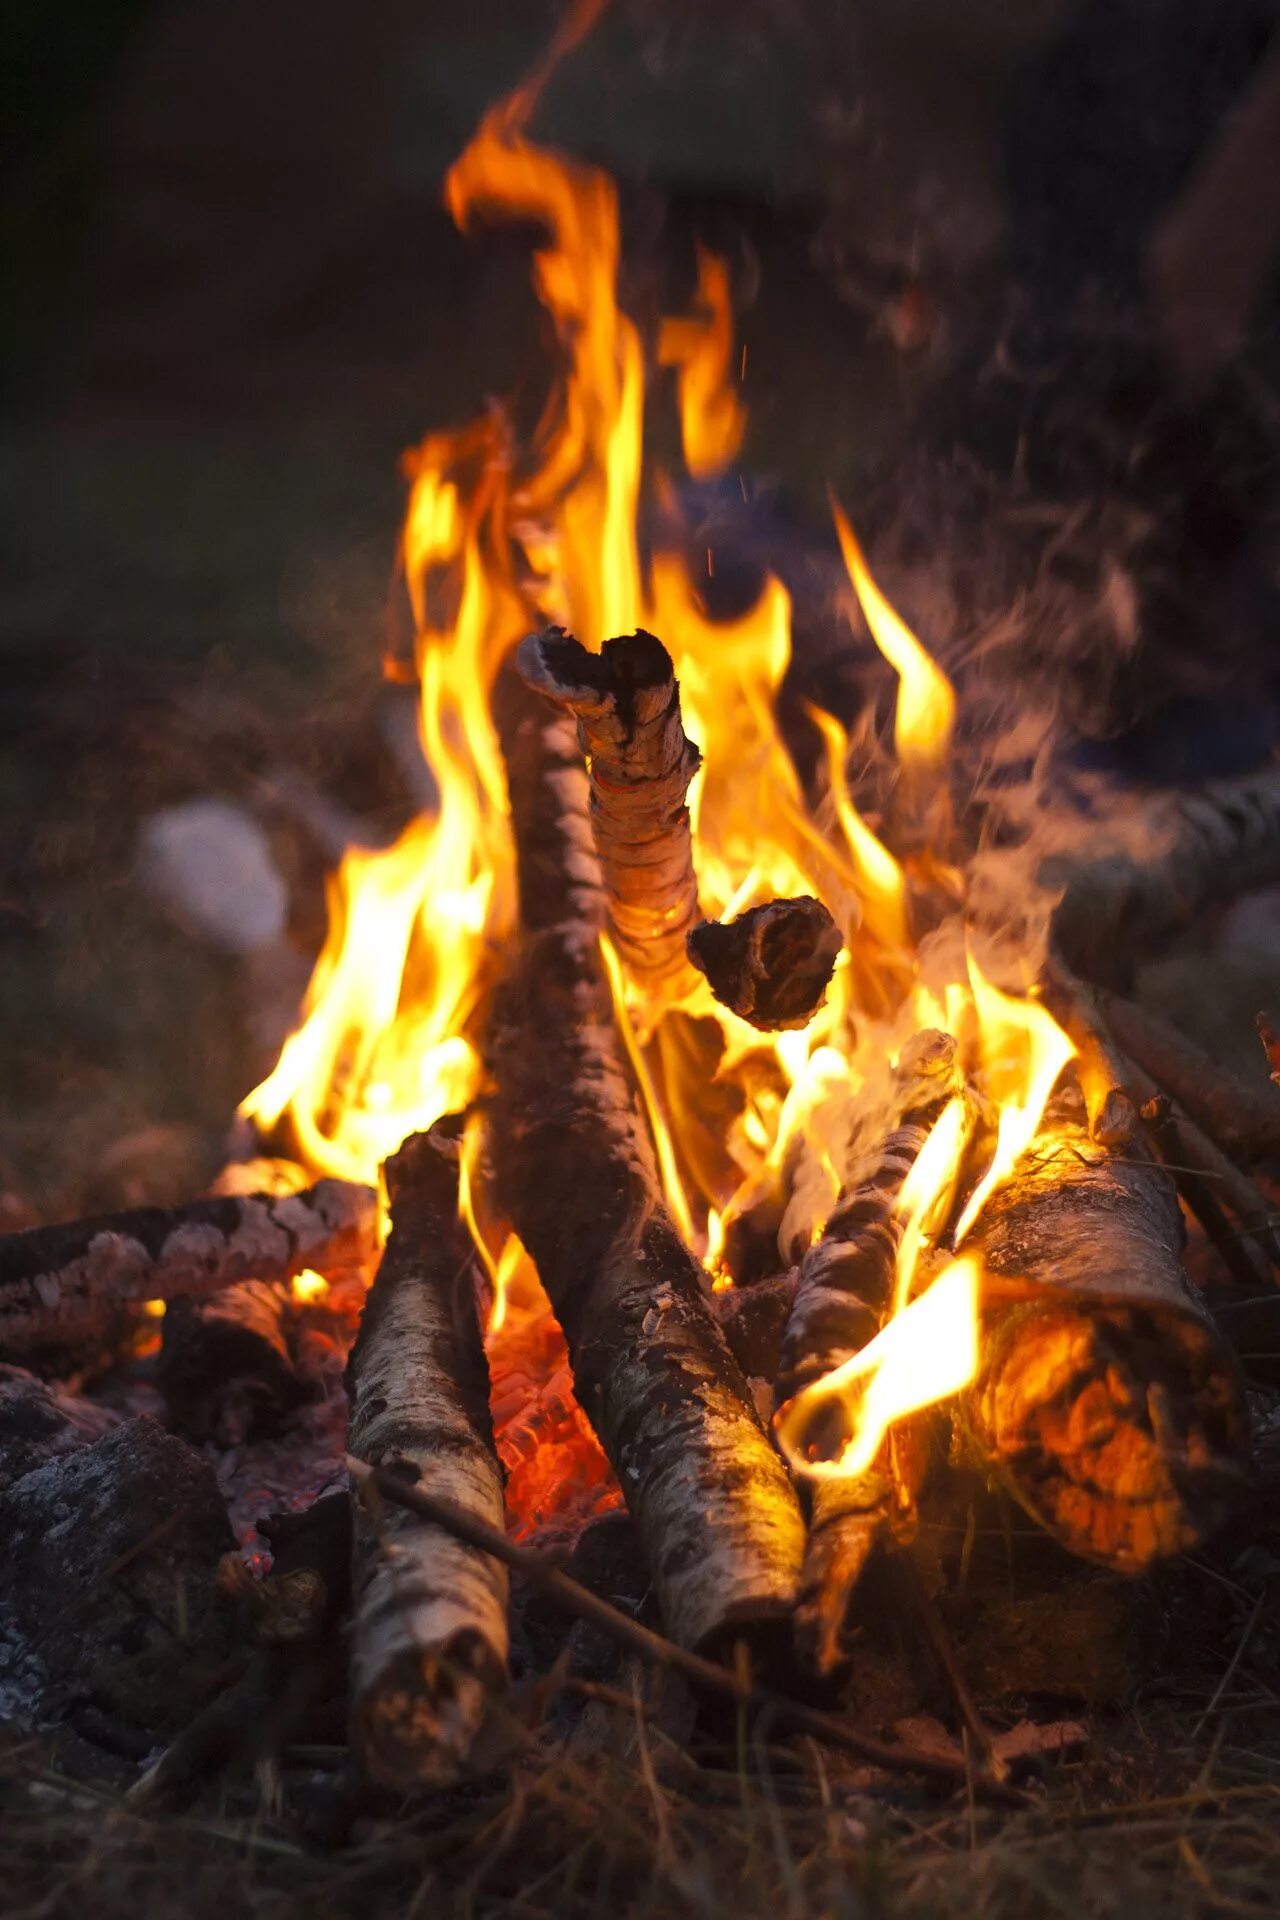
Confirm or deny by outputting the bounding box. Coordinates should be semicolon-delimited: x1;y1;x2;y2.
6;3;1280;1839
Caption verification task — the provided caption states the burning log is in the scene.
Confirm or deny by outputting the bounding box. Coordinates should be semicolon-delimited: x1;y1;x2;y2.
774;1030;964;1674
157;1281;305;1445
0;1179;376;1356
517;625;702;1000
1048;767;1280;988
686;896;843;1032
489;681;805;1656
346;1125;508;1789
1098;988;1280;1167
960;1116;1250;1571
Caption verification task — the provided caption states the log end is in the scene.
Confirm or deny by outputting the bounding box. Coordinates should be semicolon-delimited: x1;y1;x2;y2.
355;1630;509;1790
975;1302;1250;1571
687;896;843;1031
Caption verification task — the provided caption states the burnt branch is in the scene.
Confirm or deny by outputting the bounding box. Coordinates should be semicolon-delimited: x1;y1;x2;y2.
1100;988;1280;1167
346;1126;508;1790
489;679;805;1658
0;1181;376;1357
517;625;702;1000
687;896;843;1032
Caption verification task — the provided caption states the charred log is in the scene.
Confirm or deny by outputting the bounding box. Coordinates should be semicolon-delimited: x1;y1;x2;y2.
686;896;843;1031
0;1180;376;1357
158;1280;304;1444
961;1118;1250;1571
517;625;702;1000
346;1126;508;1790
1048;768;1280;988
489;683;805;1658
0;1364;118;1491
1100;987;1280;1166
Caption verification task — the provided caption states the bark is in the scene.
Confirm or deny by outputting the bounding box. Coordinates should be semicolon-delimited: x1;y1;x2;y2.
489;681;805;1658
961;1118;1250;1571
346;1126;508;1790
0;1180;376;1356
517;624;702;1000
1048;768;1280;987
1099;987;1280;1166
686;895;843;1032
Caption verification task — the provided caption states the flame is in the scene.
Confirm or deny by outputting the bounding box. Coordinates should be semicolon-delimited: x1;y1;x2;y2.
775;1255;982;1480
291;1268;329;1306
237;37;1081;1523
952;954;1078;1246
658;248;746;479
832;496;955;781
142;1299;166;1320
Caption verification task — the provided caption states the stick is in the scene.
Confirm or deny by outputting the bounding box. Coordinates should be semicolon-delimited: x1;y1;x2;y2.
1139;1094;1268;1292
489;677;805;1657
686;896;843;1031
961;1113;1250;1570
1099;988;1280;1167
1048;768;1280;988
346;1125;508;1790
517;625;702;1000
347;1457;1018;1797
0;1180;376;1355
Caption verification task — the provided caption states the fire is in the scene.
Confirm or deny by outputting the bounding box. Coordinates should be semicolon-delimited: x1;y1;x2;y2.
291;1269;329;1306
832;496;956;782
775;1255;982;1480
657;247;746;480
238;38;1080;1515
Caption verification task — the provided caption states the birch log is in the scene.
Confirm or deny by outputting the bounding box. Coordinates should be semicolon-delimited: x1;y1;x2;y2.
517;625;702;1000
489;674;805;1657
346;1127;508;1788
0;1181;376;1356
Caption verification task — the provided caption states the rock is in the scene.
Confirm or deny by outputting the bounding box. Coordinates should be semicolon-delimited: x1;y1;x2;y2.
0;1366;119;1493
0;1418;237;1734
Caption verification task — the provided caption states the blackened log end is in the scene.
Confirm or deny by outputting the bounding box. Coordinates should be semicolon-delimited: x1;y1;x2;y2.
687;896;843;1031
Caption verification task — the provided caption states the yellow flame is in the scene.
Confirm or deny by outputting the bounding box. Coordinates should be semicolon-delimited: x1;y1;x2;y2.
952;953;1078;1246
775;1255;982;1480
291;1269;329;1306
892;1094;970;1310
807;704;909;950
832;496;955;780
142;1299;166;1320
658;247;746;479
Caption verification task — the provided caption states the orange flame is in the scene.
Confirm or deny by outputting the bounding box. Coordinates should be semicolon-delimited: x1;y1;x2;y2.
658;248;747;479
291;1268;329;1306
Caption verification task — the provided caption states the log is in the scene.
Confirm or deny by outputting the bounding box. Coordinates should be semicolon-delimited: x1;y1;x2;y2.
1099;987;1280;1167
154;1160;313;1444
1138;1094;1268;1293
346;1125;508;1790
686;896;843;1032
0;1180;376;1356
489;680;805;1657
1047;768;1280;988
517;624;702;1000
960;1116;1250;1571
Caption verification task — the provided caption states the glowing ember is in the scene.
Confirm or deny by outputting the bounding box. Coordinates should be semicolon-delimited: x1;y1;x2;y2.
291;1269;329;1306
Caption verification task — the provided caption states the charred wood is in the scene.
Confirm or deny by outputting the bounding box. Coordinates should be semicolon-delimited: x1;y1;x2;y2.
686;895;843;1031
961;1117;1250;1571
490;683;805;1657
0;1180;376;1357
1048;768;1280;988
517;624;702;1000
0;1364;118;1492
1139;1094;1268;1292
158;1280;304;1444
346;1126;508;1790
1100;987;1280;1167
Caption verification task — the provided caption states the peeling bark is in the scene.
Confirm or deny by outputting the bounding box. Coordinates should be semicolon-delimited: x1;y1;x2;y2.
687;895;843;1032
346;1126;508;1789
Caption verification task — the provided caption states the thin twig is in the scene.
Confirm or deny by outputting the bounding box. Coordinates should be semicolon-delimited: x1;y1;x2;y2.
894;1552;1004;1776
347;1456;1022;1800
